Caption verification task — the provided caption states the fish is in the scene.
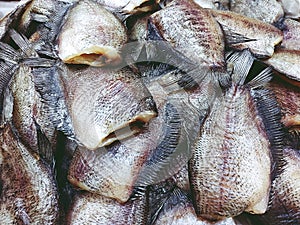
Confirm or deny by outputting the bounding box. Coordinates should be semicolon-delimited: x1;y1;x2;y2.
229;0;284;24
189;50;283;220
279;0;300;19
67;191;148;225
269;76;300;128
95;0;160;14
193;0;230;10
151;187;238;225
0;124;59;224
57;0;127;66
279;19;300;51
148;0;225;69
60;65;157;150
209;9;283;58
256;134;300;225
264;49;300;83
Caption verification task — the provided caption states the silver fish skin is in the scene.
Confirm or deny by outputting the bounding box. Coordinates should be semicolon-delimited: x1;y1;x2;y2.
258;146;300;225
0;124;59;224
149;0;225;69
153;188;238;225
210;9;283;58
229;0;284;24
279;0;300;19
57;0;127;66
280;19;300;51
189;51;273;220
68;113;163;203
264;49;300;83
61;65;157;150
95;0;160;14
67;191;148;225
269;77;300;128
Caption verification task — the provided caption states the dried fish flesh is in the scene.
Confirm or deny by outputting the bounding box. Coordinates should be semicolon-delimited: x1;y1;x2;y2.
67;191;148;225
279;19;300;51
264;49;300;83
189;50;280;220
269;77;300;128
57;0;127;66
210;9;283;58
0;124;59;224
60;65;157;150
193;0;230;10
152;187;238;225
279;0;300;19
257;139;300;225
229;0;284;24
149;0;225;69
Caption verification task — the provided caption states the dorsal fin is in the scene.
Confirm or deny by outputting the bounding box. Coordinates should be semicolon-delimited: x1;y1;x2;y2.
9;29;37;58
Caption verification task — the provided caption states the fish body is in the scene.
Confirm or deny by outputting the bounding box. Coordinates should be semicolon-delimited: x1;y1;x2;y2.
210;9;283;58
61;65;157;150
264;49;300;83
0;124;59;224
280;19;300;51
57;0;127;66
229;0;284;24
149;0;225;69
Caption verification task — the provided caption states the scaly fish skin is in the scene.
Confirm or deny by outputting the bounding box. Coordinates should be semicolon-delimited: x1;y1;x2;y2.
0;124;59;225
57;0;127;67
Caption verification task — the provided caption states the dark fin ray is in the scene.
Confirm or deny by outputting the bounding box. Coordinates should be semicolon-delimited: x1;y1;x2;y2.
136;103;185;187
247;67;273;89
221;24;257;44
9;29;37;57
0;41;19;63
251;88;285;178
226;49;255;85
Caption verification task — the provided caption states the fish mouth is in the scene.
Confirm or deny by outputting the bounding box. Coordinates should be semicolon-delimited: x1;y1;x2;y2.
95;111;157;149
61;46;122;67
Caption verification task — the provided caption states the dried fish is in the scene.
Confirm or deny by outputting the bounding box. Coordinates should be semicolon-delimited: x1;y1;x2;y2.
67;191;148;225
193;0;230;10
0;124;59;224
279;19;300;51
279;0;300;19
229;0;284;24
269;77;300;128
257;140;300;225
149;0;225;69
60;65;157;150
264;49;300;83
152;187;238;225
210;9;283;58
189;50;281;220
57;0;127;66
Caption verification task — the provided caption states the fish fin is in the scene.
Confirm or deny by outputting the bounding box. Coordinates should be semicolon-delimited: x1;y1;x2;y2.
32;64;75;139
221;24;257;44
226;49;254;85
247;67;273;89
0;42;19;64
9;29;37;57
251;88;285;178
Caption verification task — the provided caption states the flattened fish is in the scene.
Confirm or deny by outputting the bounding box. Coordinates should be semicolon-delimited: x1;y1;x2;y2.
229;0;284;24
149;0;225;69
257;140;300;225
67;191;148;225
280;19;300;51
264;49;300;83
279;0;300;19
57;0;127;66
0;124;59;224
61;65;157;150
269;77;300;128
152;187;238;225
189;50;280;220
210;9;283;58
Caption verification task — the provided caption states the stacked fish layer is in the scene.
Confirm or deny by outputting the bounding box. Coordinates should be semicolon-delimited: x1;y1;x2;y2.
0;0;300;224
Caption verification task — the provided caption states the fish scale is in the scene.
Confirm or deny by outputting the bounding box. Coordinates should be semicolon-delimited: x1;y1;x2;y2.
0;0;300;224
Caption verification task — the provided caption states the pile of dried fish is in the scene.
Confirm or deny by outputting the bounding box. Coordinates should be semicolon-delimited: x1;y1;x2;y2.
0;0;300;224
